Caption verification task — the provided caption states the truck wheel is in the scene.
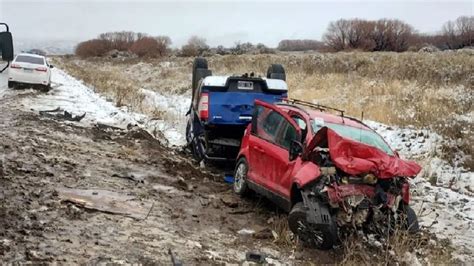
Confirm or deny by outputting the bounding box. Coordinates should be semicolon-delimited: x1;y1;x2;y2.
191;136;205;162
193;57;208;70
185;120;192;144
288;202;337;250
233;157;250;196
266;64;286;81
191;58;212;98
41;84;51;92
7;81;14;89
192;68;212;95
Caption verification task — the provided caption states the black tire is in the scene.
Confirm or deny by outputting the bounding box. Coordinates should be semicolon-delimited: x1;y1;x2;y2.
185;120;192;144
191;58;211;98
7;81;14;89
288;202;337;250
233;157;250;196
193;57;208;70
191;135;205;162
266;64;286;81
403;205;420;233
42;84;51;92
192;68;212;97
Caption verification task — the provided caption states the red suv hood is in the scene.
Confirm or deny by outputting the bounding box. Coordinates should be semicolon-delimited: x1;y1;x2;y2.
304;127;421;179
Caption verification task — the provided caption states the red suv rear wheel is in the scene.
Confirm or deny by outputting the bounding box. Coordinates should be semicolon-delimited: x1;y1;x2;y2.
233;157;250;196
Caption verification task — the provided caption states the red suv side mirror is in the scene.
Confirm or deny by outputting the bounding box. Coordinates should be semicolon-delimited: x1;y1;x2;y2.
289;140;303;161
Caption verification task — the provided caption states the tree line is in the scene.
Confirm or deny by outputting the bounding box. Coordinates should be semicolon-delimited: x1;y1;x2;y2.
75;16;473;58
320;16;473;52
75;31;172;58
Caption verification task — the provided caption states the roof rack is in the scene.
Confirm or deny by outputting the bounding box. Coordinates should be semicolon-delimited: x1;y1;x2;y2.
281;98;345;117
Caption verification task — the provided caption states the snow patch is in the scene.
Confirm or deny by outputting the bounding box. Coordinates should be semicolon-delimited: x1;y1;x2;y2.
366;120;474;261
20;68;188;146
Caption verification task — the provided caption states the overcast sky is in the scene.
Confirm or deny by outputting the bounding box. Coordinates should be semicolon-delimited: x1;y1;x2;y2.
0;0;472;47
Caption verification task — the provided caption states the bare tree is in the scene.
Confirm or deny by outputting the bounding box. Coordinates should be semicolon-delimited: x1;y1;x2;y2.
347;19;376;50
98;31;145;51
455;16;474;47
322;16;471;52
155;36;172;47
389;19;414;51
215;45;229;55
180;35;209;57
188;36;209;51
323;19;351;51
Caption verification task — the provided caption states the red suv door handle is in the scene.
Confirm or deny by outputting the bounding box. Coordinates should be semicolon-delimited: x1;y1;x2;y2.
254;146;266;154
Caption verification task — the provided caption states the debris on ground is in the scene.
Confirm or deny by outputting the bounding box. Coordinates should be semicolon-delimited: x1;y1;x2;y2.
168;248;183;266
245;251;270;264
95;122;125;131
57;188;153;220
220;193;239;208
39;107;86;122
112;173;146;184
238;228;256;236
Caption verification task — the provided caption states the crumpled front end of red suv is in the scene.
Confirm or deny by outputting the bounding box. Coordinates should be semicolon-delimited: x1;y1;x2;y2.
301;127;421;229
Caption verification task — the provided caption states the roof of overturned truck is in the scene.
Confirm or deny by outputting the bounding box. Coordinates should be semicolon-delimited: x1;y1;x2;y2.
202;75;288;91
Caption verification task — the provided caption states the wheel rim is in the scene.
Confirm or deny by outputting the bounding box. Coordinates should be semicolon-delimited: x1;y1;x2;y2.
297;220;324;246
234;163;246;192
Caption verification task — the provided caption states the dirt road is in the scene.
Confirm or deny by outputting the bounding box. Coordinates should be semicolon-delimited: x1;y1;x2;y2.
0;77;336;264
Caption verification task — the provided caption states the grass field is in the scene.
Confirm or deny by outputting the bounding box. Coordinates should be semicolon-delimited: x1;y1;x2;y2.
55;50;473;170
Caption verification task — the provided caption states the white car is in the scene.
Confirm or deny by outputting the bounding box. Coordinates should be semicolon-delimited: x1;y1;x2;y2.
8;53;53;90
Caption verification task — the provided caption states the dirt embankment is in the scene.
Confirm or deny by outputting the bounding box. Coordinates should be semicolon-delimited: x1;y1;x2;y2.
0;89;339;264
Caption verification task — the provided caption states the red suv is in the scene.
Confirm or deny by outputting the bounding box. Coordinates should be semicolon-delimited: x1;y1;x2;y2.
234;99;421;249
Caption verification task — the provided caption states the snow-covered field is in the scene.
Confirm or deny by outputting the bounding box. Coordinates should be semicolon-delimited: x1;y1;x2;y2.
2;67;473;262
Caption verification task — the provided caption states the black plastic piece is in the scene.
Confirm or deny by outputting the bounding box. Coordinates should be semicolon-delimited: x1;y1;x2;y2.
301;189;332;225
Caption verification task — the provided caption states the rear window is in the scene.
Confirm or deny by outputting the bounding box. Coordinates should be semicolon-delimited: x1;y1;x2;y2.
15;55;45;65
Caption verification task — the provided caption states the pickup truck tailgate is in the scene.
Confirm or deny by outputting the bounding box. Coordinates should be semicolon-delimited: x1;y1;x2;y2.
207;91;284;125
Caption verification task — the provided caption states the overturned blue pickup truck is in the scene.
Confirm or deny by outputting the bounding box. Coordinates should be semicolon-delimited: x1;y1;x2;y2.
186;58;288;162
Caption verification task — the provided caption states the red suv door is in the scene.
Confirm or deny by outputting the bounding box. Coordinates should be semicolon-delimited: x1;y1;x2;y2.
247;103;285;188
249;101;301;198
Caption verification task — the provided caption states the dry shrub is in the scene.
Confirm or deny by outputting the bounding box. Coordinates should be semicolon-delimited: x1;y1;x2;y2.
278;39;325;51
339;230;454;265
75;39;112;58
130;37;167;58
270;215;295;248
76;31;172;58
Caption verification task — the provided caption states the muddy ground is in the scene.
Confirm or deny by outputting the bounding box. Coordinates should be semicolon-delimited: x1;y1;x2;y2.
0;89;338;264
